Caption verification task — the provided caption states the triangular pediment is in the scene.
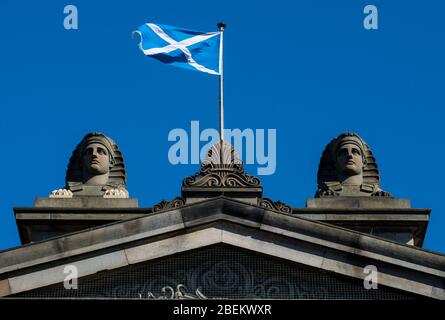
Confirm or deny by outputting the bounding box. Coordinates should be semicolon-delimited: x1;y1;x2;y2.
1;197;444;299
12;244;415;300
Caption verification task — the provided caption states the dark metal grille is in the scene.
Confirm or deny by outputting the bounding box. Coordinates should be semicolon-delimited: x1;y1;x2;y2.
14;245;414;299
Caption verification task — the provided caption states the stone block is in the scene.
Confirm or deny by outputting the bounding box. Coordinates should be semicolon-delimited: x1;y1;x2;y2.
124;227;222;265
306;197;411;209
221;222;326;269
34;197;139;208
0;279;11;297
181;198;264;229
8;250;128;294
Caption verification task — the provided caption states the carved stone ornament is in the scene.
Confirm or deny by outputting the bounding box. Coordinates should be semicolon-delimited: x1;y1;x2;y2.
316;132;393;198
153;197;186;212
50;132;129;198
182;141;261;188
258;198;292;214
49;189;73;198
150;142;289;215
139;285;208;300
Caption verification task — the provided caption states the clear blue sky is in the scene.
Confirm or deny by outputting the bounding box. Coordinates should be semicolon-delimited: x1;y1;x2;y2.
0;0;444;253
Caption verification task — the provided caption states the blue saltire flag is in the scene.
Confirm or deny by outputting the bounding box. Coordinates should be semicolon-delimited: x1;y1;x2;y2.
133;23;221;75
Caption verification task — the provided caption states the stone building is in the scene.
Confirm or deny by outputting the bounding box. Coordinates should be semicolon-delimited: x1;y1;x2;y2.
0;132;443;300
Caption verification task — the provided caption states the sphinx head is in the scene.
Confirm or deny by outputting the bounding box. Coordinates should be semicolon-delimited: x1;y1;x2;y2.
78;133;115;185
333;133;367;178
328;133;369;187
315;132;392;197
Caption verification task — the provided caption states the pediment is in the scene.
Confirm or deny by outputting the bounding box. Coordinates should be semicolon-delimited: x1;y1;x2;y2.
12;244;415;300
1;198;444;299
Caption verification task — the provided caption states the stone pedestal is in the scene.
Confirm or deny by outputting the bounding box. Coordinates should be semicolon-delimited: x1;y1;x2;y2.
302;197;429;246
35;197;138;208
307;197;411;209
15;197;141;244
182;187;263;206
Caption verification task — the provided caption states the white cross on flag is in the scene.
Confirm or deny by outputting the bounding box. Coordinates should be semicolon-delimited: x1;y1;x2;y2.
134;23;221;75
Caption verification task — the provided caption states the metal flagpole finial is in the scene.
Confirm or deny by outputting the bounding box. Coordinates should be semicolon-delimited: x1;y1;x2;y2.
217;22;226;31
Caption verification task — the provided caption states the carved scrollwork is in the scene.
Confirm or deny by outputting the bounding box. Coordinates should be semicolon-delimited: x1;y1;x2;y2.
258;198;292;214
182;142;261;188
153;197;186;212
140;285;208;300
184;171;260;188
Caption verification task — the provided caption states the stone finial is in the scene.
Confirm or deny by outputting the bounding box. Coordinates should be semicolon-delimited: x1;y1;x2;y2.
315;132;392;198
182;141;260;188
50;132;129;198
153;141;290;211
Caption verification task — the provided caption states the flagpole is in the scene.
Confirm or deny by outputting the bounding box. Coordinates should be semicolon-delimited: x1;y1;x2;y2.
217;22;225;164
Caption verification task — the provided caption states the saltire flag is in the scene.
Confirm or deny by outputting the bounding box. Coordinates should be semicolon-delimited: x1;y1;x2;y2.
133;23;221;75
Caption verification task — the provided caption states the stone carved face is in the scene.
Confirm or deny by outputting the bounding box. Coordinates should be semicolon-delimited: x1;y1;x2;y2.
335;143;364;176
81;142;111;175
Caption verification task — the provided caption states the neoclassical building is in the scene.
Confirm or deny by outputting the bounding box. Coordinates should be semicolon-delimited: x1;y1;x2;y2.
0;132;443;300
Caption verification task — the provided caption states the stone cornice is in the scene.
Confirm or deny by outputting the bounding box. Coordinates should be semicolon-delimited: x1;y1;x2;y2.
3;197;444;299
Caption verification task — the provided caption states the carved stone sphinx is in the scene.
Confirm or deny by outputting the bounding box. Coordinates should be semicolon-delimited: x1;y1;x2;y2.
50;132;129;198
315;132;392;198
